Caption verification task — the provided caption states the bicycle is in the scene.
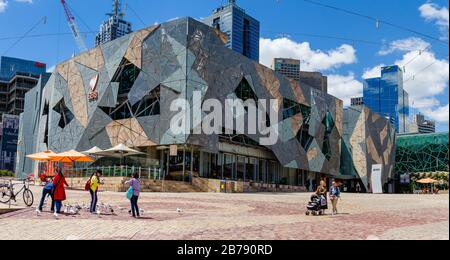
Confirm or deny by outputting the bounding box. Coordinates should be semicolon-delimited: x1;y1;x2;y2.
0;179;34;207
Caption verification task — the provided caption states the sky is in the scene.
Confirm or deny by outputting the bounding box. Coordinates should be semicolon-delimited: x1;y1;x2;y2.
0;0;448;132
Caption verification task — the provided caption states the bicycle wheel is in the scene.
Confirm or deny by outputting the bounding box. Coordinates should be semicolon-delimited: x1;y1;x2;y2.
0;185;12;204
23;189;34;207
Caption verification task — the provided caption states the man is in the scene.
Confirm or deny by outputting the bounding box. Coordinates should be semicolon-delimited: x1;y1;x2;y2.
36;176;55;214
329;181;341;215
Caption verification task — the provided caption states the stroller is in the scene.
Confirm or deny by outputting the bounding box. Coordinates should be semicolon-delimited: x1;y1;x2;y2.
305;194;327;216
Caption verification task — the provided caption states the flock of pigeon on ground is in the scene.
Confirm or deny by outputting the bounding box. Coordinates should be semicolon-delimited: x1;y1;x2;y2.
35;197;184;219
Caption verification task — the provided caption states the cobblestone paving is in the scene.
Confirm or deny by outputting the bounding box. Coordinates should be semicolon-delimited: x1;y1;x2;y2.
0;187;448;240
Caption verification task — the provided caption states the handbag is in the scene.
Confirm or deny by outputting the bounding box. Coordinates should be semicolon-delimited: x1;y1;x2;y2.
84;177;91;191
126;186;134;200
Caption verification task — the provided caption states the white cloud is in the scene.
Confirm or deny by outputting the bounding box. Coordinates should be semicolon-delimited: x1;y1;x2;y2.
0;0;7;13
422;104;449;123
400;51;449;103
411;97;441;109
46;65;55;73
260;37;357;71
363;64;385;79
0;0;33;13
327;73;363;107
419;2;449;40
378;37;431;56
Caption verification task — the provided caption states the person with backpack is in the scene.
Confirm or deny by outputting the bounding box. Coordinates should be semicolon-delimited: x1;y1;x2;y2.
52;168;69;215
125;172;141;218
86;170;102;214
330;181;341;215
36;176;55;213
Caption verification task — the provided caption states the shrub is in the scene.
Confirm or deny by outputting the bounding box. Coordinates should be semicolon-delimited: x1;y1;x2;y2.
0;170;14;178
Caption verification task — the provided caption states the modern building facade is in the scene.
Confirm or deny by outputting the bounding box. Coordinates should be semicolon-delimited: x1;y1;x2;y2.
95;0;132;47
350;97;364;106
0;56;47;172
18;18;343;185
396;132;449;175
203;0;260;62
0;56;47;118
410;114;436;134
363;65;409;133
17;18;395;193
273;58;301;81
341;105;396;193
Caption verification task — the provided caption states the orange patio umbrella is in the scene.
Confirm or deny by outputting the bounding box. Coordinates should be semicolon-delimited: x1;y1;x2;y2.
416;178;438;184
26;150;58;161
49;150;95;163
26;150;58;178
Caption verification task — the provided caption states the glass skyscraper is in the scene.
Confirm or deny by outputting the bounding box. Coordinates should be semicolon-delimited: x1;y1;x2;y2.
203;0;260;62
363;65;410;133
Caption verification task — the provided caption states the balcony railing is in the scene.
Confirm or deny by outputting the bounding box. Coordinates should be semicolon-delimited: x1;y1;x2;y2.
65;166;163;180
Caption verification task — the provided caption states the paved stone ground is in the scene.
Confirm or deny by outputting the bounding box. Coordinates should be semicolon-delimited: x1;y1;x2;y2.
0;186;448;240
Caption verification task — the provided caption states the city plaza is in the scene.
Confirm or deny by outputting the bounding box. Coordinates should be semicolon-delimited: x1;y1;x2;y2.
0;187;448;240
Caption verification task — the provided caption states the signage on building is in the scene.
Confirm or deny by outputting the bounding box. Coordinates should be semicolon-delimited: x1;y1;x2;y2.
1;114;19;153
400;174;410;184
88;74;99;102
34;62;46;68
371;164;383;194
170;145;178;156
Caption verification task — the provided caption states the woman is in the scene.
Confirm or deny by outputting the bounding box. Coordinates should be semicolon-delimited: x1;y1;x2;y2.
125;173;141;218
89;170;102;213
330;181;341;215
316;180;328;214
52;168;69;215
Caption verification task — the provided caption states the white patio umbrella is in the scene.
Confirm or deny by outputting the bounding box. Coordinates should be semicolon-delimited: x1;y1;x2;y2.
81;146;104;155
97;144;145;165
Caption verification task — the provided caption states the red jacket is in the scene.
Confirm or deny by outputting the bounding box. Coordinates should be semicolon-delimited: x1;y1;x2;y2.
53;174;69;201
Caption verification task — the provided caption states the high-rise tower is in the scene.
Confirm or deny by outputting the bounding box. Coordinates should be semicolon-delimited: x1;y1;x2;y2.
203;0;260;62
95;0;133;47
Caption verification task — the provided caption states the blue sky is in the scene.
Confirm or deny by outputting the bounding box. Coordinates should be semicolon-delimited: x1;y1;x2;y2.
0;0;448;132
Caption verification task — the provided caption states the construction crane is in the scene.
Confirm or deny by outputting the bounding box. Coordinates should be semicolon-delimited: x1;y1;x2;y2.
60;0;88;52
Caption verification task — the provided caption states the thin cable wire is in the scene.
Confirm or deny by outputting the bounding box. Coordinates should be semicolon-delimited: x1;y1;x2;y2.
303;0;449;45
2;16;47;56
404;61;438;83
126;3;146;27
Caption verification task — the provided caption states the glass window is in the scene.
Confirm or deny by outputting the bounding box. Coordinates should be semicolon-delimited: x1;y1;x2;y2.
236;156;246;181
245;158;257;182
223;154;234;180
